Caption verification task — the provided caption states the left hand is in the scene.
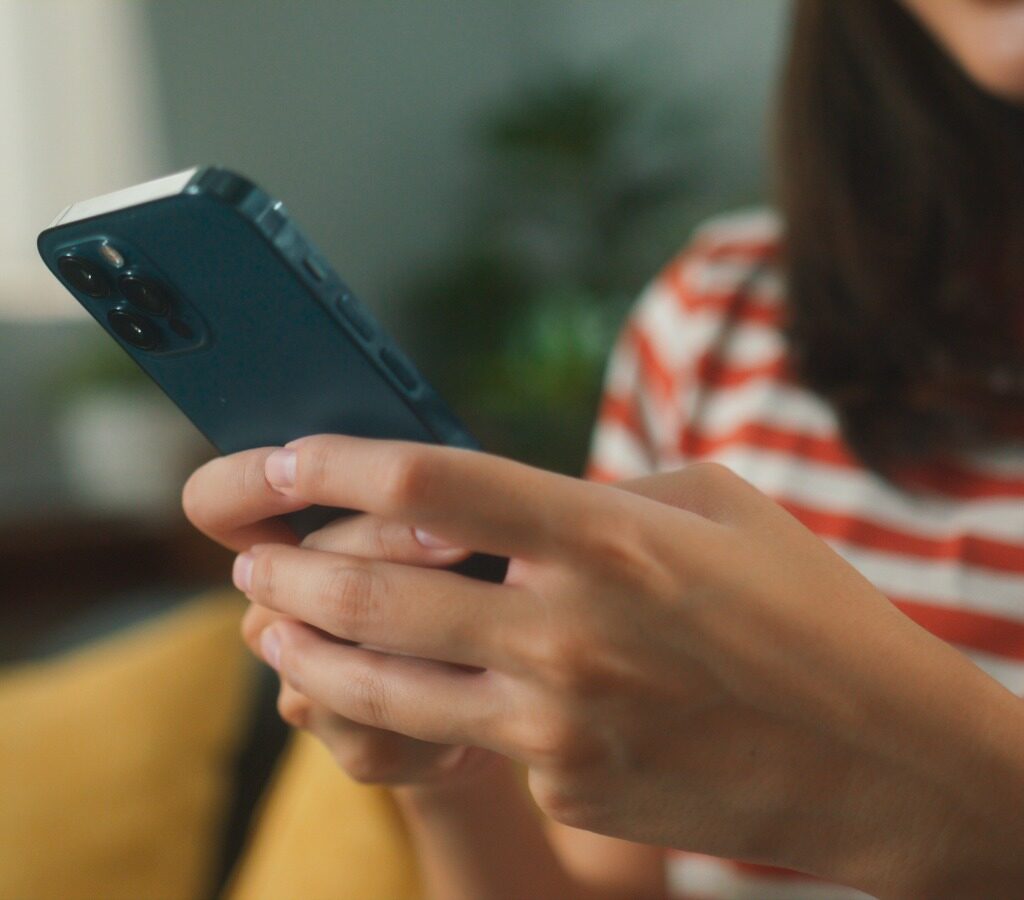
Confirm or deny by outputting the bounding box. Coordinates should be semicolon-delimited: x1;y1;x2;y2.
179;444;499;787
222;435;1024;897
239;524;502;788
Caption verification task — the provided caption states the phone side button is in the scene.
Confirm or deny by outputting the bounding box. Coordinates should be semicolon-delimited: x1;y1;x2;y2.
379;347;419;392
257;203;287;239
303;255;327;282
334;293;375;340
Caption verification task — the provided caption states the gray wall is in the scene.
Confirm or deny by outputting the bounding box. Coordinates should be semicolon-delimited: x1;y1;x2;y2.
145;0;534;325
144;0;787;321
2;1;787;518
529;0;787;205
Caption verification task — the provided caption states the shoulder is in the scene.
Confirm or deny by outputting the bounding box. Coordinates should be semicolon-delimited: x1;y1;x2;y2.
626;208;784;370
589;210;785;480
658;207;783;313
687;206;782;252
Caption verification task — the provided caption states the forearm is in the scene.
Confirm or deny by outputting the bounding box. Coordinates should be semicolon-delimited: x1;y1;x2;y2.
795;729;1024;899
394;757;660;900
888;680;1024;899
822;631;1024;898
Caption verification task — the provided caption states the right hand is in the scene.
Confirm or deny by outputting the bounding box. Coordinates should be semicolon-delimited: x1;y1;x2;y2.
183;447;501;787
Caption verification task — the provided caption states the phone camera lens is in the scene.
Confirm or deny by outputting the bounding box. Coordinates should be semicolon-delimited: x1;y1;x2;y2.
119;276;171;316
58;255;111;298
107;309;160;351
169;317;194;339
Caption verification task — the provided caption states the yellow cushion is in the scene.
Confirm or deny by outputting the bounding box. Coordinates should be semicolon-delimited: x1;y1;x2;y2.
0;591;250;900
227;731;422;900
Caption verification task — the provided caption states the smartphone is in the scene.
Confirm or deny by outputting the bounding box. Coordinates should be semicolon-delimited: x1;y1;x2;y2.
37;166;506;582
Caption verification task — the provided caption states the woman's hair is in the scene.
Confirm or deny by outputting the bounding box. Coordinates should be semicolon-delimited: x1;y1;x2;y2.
776;0;1024;470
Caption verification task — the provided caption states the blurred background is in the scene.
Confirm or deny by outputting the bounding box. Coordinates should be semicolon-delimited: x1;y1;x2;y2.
0;1;785;897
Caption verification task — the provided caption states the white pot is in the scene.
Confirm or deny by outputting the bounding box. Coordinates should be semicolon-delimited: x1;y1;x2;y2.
56;388;206;523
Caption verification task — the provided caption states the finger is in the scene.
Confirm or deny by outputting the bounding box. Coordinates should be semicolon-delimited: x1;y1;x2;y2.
240;543;524;668
276;681;312;729
264;435;603;560
182;447;310;550
301;513;471;567
242;603;292;659
264;619;513;753
303;703;465;785
274;665;466;784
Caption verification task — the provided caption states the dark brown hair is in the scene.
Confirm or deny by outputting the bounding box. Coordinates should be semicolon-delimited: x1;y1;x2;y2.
777;0;1024;470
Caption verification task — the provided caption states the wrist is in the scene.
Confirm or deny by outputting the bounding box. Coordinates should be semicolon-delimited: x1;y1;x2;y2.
842;680;1024;898
878;804;1024;900
903;686;1024;897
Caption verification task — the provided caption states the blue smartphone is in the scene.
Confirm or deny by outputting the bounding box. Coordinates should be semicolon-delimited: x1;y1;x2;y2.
37;166;506;582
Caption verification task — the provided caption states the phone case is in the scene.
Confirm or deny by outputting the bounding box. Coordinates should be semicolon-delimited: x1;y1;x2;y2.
38;167;507;581
38;166;477;454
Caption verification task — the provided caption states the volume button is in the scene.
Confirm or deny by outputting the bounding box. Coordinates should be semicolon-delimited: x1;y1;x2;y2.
334;292;375;340
303;255;327;282
257;202;287;239
379;347;419;392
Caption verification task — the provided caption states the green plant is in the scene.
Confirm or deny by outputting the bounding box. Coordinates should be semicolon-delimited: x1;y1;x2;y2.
405;65;710;473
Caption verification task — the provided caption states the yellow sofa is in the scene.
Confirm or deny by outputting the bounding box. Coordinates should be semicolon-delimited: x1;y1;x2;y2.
0;591;421;900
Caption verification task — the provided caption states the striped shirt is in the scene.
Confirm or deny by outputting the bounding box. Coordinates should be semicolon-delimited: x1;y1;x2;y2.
585;209;1024;900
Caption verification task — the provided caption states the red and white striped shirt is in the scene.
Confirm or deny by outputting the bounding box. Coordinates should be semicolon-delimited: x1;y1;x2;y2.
586;210;1024;900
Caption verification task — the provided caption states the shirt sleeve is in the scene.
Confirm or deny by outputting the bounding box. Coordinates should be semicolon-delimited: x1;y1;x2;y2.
584;290;669;484
584;209;782;486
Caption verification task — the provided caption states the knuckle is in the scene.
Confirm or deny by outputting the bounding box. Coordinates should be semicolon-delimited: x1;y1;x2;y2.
298;514;354;552
519;630;604;698
528;773;594;831
335;737;402;785
300;515;393;559
300;533;324;552
240;606;272;648
573;506;652;578
366;517;395;560
513;706;596;769
299;526;329;551
532;783;579;827
249;550;279;604
321;560;382;637
276;690;310;729
687;460;741;492
239;614;260;649
377;446;435;511
573;510;677;601
339;752;384;785
346;663;392;727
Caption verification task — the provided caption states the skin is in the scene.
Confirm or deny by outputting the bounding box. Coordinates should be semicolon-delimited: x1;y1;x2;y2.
901;0;1024;101
183;436;1024;898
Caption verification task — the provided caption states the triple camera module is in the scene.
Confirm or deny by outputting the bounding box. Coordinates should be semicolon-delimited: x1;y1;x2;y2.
57;248;201;354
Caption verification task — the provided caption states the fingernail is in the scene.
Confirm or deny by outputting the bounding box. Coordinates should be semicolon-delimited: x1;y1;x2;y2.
233;552;254;593
414;528;455;549
266;448;297;490
260;627;282;670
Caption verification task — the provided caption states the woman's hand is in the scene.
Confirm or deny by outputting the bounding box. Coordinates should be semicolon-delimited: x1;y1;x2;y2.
242;604;501;789
186;437;1024;897
182;448;501;789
